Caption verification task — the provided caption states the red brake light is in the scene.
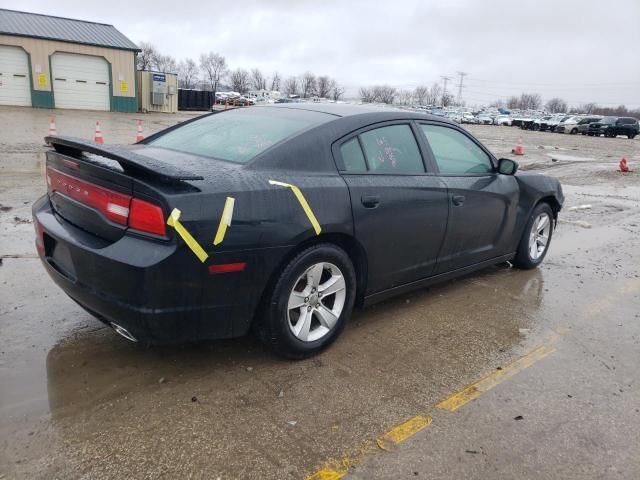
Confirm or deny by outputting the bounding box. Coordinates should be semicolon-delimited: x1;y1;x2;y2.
129;198;166;236
47;167;167;237
47;168;130;225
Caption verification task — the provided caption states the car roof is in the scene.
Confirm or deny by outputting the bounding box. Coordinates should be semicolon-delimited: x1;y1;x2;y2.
260;102;454;124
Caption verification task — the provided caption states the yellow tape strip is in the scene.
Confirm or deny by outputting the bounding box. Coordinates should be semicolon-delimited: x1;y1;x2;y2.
213;197;235;246
167;208;209;263
269;180;321;235
437;344;555;412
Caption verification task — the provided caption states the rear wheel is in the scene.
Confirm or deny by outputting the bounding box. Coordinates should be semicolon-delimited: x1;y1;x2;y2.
513;203;554;270
628;133;636;139
570;128;578;134
258;244;356;358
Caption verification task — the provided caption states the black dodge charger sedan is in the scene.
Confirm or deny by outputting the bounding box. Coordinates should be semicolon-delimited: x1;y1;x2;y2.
33;104;563;358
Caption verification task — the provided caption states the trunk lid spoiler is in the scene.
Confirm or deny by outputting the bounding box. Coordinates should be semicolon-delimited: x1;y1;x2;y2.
45;136;204;182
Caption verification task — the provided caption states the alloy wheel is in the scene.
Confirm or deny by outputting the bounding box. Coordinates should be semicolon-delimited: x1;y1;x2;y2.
287;262;346;342
528;213;551;260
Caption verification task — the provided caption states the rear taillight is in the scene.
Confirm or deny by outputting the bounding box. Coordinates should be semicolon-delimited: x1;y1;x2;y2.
47;167;166;237
47;168;130;225
129;198;166;236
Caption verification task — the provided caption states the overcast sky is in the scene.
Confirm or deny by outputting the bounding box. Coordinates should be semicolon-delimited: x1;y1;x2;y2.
15;0;640;107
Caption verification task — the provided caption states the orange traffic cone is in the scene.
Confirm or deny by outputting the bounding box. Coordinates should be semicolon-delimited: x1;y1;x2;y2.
619;158;630;172
94;121;104;144
512;137;524;155
135;120;144;142
49;115;57;136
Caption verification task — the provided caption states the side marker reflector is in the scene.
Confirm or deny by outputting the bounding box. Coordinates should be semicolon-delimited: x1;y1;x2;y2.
208;262;246;274
269;180;321;235
167;208;209;263
213;196;235;246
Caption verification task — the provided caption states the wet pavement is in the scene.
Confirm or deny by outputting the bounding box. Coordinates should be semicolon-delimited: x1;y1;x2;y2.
1;107;639;479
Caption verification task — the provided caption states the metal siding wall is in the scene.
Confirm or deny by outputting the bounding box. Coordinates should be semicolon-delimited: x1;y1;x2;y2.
0;34;136;98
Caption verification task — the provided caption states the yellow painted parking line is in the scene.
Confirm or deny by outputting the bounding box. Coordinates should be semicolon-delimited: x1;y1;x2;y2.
306;416;432;479
377;415;432;450
437;344;555;412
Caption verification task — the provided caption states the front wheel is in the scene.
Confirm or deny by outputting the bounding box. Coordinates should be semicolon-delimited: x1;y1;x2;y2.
258;244;356;358
513;203;554;269
570;128;578;134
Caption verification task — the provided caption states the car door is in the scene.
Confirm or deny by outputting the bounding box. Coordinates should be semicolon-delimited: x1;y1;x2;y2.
334;122;449;295
417;122;519;273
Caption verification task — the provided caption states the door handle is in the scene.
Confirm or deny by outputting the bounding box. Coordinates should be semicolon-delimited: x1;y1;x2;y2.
361;195;380;208
452;195;466;206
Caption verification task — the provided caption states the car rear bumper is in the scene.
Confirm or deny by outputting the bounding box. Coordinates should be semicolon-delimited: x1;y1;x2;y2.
32;195;281;344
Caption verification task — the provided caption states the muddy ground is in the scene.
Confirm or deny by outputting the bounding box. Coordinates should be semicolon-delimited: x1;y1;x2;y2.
0;106;639;479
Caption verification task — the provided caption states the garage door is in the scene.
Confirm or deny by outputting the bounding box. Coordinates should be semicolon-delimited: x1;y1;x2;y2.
0;46;31;106
51;53;110;111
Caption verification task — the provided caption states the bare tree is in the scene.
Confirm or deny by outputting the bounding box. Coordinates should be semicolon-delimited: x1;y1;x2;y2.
372;85;396;104
413;85;428;105
519;92;542;110
300;72;317;98
250;68;267;91
199;52;228;97
506;96;520;109
154;54;177;73
137;42;158;71
330;80;345;101
229;68;250;93
316;76;331;98
578;102;597;114
489;99;505;108
441;92;454;107
397;90;413;105
270;72;281;91
178;59;199;89
359;87;374;103
284;76;299;96
545;97;568;113
426;83;442;106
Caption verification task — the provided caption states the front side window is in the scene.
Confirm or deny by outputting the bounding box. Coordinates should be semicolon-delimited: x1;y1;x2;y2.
149;107;333;164
359;125;424;174
420;124;493;174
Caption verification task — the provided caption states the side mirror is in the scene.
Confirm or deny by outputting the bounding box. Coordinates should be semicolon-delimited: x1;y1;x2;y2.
498;158;518;175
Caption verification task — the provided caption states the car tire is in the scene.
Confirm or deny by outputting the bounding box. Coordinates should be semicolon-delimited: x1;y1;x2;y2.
258;244;356;359
570;128;578;134
513;203;554;270
629;134;637;139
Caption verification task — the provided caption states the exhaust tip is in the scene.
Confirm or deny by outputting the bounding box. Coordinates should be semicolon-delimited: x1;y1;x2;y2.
110;322;138;342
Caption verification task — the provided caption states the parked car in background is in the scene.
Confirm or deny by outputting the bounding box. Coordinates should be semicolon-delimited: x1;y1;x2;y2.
576;116;603;135
461;112;477;124
446;112;463;123
35;104;563;358
555;116;582;134
531;115;552;131
494;115;512;126
588;117;639;138
477;113;493;125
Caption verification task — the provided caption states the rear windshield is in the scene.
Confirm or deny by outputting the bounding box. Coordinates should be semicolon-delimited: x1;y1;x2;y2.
149;107;333;163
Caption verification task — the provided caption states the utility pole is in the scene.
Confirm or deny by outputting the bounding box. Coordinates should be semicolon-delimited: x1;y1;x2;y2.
456;71;468;105
441;75;451;106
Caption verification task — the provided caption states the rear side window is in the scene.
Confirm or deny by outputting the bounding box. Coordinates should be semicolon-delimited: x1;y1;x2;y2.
149;107;333;164
421;124;493;174
359;125;424;174
340;138;367;172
